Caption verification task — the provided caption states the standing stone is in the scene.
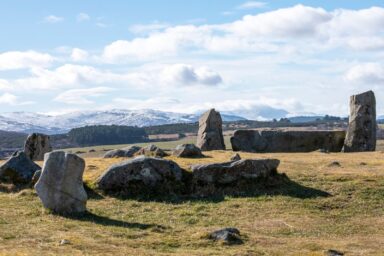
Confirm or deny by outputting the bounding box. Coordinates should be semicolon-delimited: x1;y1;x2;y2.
24;133;52;161
35;151;87;214
343;91;376;152
196;109;225;151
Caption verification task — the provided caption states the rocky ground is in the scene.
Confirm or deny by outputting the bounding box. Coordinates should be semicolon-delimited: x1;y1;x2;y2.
0;144;383;255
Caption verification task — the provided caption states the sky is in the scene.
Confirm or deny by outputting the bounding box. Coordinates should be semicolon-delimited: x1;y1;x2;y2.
0;0;383;119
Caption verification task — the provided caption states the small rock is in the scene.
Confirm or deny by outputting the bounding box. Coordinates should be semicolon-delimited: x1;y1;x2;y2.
136;144;168;158
359;162;367;166
88;149;96;153
326;249;344;256
59;239;70;245
230;153;241;161
328;161;341;167
208;228;243;245
103;146;142;158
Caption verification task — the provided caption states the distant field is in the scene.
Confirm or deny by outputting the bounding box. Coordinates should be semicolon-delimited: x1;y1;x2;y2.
0;150;383;255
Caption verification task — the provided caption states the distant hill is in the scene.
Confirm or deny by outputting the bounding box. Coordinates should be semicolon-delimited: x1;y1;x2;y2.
0;109;246;134
0;130;28;150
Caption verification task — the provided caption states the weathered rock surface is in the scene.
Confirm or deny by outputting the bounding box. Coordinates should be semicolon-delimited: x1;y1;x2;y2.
24;133;52;161
343;90;376;152
191;159;280;196
35;151;87;213
230;153;241;161
136;144;168;158
208;228;243;245
172;144;204;158
231;129;346;153
196;109;225;151
97;156;188;197
103;146;142;158
0;151;41;184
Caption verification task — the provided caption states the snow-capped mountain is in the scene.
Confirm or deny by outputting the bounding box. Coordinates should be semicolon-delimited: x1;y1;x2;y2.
0;109;247;134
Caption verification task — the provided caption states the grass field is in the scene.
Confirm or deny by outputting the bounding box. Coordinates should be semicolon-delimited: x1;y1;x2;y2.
0;141;384;255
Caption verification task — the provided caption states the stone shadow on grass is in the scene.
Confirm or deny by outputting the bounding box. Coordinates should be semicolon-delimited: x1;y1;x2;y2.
101;172;330;204
64;211;167;230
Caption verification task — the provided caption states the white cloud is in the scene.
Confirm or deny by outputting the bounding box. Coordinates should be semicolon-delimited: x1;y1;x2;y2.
101;5;384;62
70;48;89;62
77;12;90;22
161;64;222;86
0;93;34;106
129;21;169;34
96;22;107;28
44;15;63;23
0;51;54;70
237;1;267;10
54;87;114;105
14;64;125;90
345;63;384;84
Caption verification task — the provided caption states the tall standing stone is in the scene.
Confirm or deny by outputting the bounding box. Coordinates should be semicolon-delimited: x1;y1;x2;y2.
35;151;87;214
24;133;52;161
343;90;376;152
196;109;225;151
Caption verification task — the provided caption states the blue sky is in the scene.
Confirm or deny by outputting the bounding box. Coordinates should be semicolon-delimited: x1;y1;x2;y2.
0;1;383;118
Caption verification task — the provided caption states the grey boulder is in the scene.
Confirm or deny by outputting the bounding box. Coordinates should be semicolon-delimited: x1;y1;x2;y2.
172;144;204;158
343;90;376;152
0;151;41;184
191;159;280;196
35;151;87;214
103;146;142;158
97;156;188;197
196;109;225;151
24;133;52;161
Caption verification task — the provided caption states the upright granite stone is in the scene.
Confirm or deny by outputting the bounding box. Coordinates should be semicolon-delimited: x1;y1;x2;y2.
343;90;376;152
196;109;225;151
24;133;52;161
0;151;41;184
231;129;346;153
35;151;87;214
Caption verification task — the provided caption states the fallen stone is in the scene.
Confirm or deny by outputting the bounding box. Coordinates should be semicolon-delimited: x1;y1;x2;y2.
172;144;204;158
103;146;142;158
230;153;241;161
231;129;346;153
24;133;52;161
191;159;280;196
97;156;188;197
0;151;41;184
35;151;87;214
208;228;243;245
196;109;225;151
136;144;168;158
343;90;376;152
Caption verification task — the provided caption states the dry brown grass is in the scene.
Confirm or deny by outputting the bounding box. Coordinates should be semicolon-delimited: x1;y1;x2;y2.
0;147;384;255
